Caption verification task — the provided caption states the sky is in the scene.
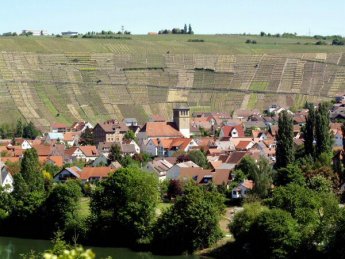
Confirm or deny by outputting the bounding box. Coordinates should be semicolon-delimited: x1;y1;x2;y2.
1;0;344;36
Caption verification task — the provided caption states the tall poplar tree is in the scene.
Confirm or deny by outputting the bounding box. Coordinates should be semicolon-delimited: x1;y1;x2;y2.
304;103;315;156
20;148;44;192
275;110;294;169
315;102;332;156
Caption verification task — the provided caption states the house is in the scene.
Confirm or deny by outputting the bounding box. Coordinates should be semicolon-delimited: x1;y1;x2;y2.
54;166;82;182
121;140;141;156
236;141;255;151
145;138;198;157
219;125;245;138
97;140;140;157
0;163;13;192
123;118;138;127
51;123;68;133
45;133;64;144
65;146;99;162
78;166;114;182
166;161;200;179
33;143;65;157
219;151;248;168
70;121;93;132
144;158;174;180
92;154;109;167
138;122;184;149
39;156;64;167
11;138;32;150
166;166;231;187
64;132;80;146
93;119;129;145
214;139;236;152
54;166;114;183
231;180;254;199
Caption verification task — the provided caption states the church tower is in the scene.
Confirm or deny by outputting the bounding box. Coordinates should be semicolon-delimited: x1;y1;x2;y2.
173;106;190;138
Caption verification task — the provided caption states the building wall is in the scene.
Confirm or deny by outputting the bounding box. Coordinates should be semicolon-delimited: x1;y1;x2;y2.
173;108;190;138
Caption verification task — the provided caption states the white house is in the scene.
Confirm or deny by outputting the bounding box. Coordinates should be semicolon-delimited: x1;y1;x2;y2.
0;163;14;192
66;146;99;162
231;180;254;199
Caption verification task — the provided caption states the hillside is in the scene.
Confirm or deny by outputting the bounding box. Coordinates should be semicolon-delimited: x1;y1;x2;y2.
0;35;344;130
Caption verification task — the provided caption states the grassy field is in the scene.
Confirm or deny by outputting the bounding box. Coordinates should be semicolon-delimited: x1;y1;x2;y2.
0;34;344;54
0;35;343;128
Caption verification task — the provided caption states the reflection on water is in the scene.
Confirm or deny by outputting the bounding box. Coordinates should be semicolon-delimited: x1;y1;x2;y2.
0;236;200;259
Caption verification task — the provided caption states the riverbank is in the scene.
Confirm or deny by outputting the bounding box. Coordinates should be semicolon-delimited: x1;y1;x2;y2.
0;236;200;259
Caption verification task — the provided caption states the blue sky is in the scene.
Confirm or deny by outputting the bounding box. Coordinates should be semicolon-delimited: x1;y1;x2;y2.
1;0;344;35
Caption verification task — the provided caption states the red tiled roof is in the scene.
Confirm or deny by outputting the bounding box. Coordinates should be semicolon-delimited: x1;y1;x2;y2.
39;156;64;167
151;138;193;151
236;141;252;150
79;146;99;157
242;180;254;190
221;125;245;138
64;132;80;142
33;144;53;156
224;152;248;164
79;166;115;180
142;122;183;138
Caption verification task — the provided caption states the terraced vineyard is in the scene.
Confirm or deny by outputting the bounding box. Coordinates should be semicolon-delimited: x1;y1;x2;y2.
0;35;344;130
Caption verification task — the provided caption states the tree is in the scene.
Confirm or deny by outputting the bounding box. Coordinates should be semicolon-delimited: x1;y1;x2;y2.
108;144;122;163
252;157;273;198
275;110;294;169
152;184;225;254
184;24;188;34
14;119;23;137
253;209;301;258
79;127;94;145
188;24;193;34
167;179;184;199
188;150;208;168
275;164;305;186
23;121;40;139
268;183;340;251
236;155;257;179
20;148;44;192
42;180;82;234
124;130;136;141
315;102;332;156
90;167;159;244
304;103;315;156
230;202;268;244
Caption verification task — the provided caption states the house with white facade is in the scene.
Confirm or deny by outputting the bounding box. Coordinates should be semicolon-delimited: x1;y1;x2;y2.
231;180;254;199
0;162;14;192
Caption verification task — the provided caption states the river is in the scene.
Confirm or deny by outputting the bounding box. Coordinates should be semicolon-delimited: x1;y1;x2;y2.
0;236;200;259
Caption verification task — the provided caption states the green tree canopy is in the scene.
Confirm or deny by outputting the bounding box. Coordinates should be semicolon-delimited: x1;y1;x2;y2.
20;148;44;192
90;167;159;244
275;110;294;169
152;183;225;254
188;150;209;168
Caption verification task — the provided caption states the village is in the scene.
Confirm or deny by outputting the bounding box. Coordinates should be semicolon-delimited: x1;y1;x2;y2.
1;96;345;199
